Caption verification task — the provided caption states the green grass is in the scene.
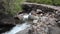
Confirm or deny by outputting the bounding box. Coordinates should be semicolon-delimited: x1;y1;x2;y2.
27;0;60;6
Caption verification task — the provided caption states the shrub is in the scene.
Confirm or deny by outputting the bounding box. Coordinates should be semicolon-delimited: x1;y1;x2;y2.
2;0;25;16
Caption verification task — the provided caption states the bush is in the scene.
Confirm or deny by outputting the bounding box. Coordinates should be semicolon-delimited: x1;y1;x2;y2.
2;0;25;16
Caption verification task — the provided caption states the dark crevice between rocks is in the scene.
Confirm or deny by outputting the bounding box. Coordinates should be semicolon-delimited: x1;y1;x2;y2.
21;4;56;14
0;22;15;34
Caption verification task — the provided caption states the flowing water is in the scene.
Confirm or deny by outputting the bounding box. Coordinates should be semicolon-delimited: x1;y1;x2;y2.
2;13;31;34
3;23;30;34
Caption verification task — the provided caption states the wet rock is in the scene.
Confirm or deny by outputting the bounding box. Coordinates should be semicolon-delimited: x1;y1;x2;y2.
1;3;60;34
36;9;43;14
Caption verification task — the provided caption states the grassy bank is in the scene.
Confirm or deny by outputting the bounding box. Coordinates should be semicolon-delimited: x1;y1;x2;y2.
26;0;60;6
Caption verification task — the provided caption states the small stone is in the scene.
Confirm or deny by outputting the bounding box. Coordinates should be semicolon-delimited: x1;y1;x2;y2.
33;20;38;23
37;9;42;12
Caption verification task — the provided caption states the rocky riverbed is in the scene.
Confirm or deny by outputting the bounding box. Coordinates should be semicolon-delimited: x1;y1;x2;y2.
0;3;60;34
14;8;60;34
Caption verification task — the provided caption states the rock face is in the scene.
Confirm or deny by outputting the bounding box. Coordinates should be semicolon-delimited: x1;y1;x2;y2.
15;3;60;34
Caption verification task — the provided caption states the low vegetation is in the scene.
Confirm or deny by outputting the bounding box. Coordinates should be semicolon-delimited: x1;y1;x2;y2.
0;0;25;16
27;0;60;6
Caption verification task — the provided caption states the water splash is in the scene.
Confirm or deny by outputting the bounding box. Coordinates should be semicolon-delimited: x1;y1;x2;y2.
3;23;30;34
